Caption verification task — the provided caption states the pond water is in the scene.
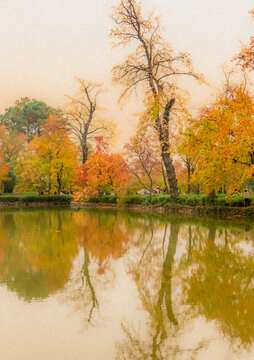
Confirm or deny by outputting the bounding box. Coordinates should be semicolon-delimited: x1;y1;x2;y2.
0;207;253;360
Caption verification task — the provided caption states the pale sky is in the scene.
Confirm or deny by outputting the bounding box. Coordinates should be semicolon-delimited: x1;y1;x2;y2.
0;0;253;149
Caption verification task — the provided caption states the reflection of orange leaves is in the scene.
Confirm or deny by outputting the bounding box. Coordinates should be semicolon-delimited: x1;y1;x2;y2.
74;211;130;272
0;229;10;264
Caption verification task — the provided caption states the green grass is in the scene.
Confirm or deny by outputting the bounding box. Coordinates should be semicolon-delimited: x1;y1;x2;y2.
117;193;254;207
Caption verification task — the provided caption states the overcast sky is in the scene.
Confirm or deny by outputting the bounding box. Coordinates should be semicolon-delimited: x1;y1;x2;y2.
0;0;253;148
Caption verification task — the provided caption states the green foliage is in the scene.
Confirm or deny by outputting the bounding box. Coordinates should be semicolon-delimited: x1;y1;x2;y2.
118;195;172;205
117;193;254;207
228;195;245;207
0;97;56;140
0;194;72;204
176;194;208;206
3;168;16;193
88;195;117;204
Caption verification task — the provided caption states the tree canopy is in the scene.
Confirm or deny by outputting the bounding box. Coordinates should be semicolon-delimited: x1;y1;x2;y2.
0;97;56;141
182;87;254;194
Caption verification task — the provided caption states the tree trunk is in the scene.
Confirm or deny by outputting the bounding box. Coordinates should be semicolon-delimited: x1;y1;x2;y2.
187;158;191;194
161;164;169;194
208;189;216;203
57;165;64;194
161;152;179;199
82;142;89;164
158;99;179;200
57;177;61;194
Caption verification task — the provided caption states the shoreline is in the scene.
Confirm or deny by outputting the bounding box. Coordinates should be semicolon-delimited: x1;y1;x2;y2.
71;202;254;217
0;201;253;218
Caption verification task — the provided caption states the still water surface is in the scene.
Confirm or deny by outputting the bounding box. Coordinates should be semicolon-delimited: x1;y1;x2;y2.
0;208;253;360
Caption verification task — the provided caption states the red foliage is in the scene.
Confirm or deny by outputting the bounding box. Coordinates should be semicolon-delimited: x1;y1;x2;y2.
77;149;129;196
0;151;9;185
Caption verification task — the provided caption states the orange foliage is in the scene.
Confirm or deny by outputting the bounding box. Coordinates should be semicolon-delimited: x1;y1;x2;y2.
16;115;79;193
173;160;187;186
0;150;9;190
234;10;254;71
183;88;254;194
0;125;27;165
78;149;129;196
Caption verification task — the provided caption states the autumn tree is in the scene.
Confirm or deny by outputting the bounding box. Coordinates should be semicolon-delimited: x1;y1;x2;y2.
124;134;165;193
0;125;27;166
178;120;198;194
0;97;56;141
0;150;9;193
234;10;254;71
0;125;27;192
111;0;202;199
184;87;254;194
64;77;113;163
16;115;79;194
78;138;129;196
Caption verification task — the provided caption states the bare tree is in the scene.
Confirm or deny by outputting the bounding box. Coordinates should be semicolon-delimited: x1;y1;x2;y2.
111;0;203;199
64;77;113;163
124;134;162;194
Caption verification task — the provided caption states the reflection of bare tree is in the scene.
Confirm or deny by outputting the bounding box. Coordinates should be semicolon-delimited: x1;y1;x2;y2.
61;245;101;327
82;247;98;322
117;221;205;359
61;209;132;327
151;223;179;359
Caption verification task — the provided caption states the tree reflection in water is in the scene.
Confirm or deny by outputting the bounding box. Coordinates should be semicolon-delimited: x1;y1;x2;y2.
0;209;78;301
116;220;206;360
63;210;131;324
0;208;253;356
182;223;254;347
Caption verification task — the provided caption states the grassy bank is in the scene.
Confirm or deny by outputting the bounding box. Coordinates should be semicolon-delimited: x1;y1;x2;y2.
84;193;253;207
71;193;253;217
1;193;253;216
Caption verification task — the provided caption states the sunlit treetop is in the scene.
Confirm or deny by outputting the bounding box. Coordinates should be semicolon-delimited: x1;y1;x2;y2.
182;87;254;194
234;10;254;71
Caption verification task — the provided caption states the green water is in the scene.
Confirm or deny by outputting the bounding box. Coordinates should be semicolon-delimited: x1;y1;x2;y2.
0;208;253;360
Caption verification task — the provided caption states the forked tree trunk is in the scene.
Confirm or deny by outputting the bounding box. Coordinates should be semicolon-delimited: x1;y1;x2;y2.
161;151;179;199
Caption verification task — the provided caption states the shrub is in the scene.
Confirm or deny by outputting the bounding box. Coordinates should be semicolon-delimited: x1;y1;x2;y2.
214;194;227;206
117;194;171;206
176;194;208;206
228;194;245;207
88;195;117;204
0;195;72;204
